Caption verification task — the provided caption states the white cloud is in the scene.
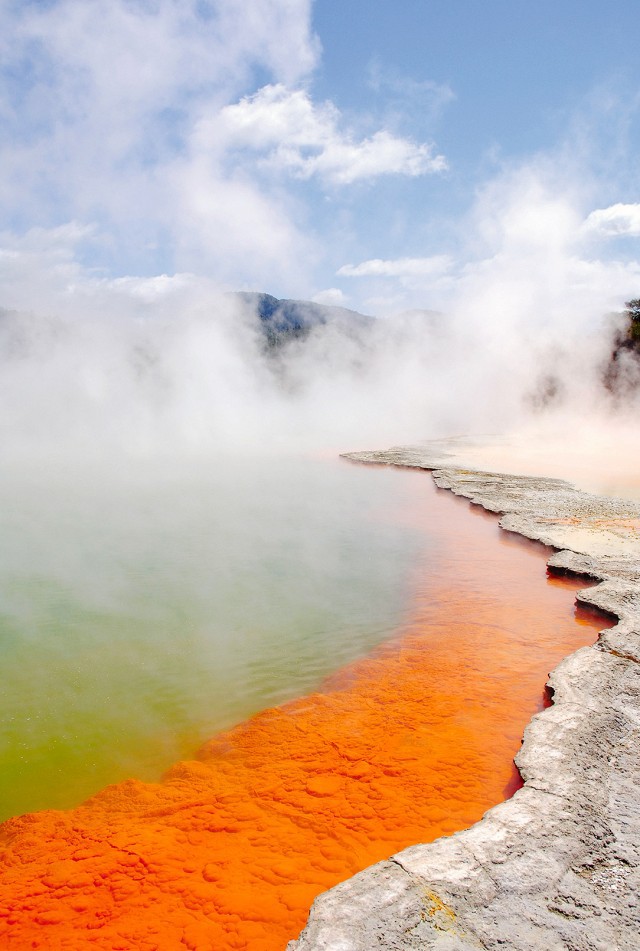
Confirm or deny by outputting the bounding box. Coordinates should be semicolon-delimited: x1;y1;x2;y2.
96;273;196;303
215;84;447;184
0;0;320;284
168;154;308;286
311;288;348;306
449;168;640;360
0;224;210;317
0;0;450;295
337;256;452;278
330;163;640;325
1;0;318;124
305;130;446;185
366;64;455;124
583;203;640;237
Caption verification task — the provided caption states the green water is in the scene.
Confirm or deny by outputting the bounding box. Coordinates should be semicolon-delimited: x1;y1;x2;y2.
0;455;431;820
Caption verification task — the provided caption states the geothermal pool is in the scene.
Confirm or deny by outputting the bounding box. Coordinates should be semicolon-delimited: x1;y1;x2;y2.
0;455;430;820
0;458;610;950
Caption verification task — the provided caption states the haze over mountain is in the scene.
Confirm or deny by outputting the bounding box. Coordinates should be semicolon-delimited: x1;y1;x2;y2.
232;291;374;349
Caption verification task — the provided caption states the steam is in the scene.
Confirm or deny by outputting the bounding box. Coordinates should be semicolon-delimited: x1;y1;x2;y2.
1;175;638;475
0;211;638;474
1;0;640;473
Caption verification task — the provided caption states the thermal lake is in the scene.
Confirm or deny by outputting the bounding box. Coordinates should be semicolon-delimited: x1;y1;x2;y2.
0;453;611;950
0;454;432;820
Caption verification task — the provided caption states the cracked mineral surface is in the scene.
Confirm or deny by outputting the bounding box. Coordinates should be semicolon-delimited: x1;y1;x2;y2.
290;441;640;951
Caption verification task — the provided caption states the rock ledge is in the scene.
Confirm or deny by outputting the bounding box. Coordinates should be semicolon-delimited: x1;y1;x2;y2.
289;443;640;951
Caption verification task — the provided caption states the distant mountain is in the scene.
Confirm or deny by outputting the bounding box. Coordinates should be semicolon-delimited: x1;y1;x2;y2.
231;292;373;349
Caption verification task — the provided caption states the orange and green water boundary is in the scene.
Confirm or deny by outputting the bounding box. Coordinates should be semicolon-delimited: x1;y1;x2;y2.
0;471;611;950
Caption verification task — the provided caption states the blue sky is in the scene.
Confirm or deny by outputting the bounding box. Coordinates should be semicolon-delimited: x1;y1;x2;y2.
2;0;640;320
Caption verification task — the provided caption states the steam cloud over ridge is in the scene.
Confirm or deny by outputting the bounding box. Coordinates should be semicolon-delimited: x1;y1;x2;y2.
0;259;636;473
1;0;640;470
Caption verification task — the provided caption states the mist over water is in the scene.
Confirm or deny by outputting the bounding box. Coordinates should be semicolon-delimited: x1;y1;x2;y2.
1;212;639;820
0;290;438;819
0;452;435;820
0;271;636;466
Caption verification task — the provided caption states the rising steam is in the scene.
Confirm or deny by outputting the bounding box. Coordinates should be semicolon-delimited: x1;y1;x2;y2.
0;245;636;474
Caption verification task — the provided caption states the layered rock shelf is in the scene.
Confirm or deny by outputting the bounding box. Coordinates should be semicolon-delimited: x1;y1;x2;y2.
290;443;640;951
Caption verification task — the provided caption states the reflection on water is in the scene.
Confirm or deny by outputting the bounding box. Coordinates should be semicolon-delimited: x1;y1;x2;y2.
0;456;430;820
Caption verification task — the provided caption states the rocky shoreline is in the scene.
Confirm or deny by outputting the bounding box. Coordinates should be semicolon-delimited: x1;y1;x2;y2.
289;443;640;951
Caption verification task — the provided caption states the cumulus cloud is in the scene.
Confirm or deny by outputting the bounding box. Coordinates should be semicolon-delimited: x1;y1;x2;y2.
311;288;349;306
0;0;449;288
214;84;447;184
0;0;321;284
583;203;640;237
337;256;452;278
0;223;212;319
0;0;318;132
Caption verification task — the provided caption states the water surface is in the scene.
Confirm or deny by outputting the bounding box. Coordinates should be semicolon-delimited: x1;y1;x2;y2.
0;465;611;951
0;455;430;819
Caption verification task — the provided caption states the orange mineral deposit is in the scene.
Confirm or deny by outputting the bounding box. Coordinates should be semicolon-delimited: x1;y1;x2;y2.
0;471;612;951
